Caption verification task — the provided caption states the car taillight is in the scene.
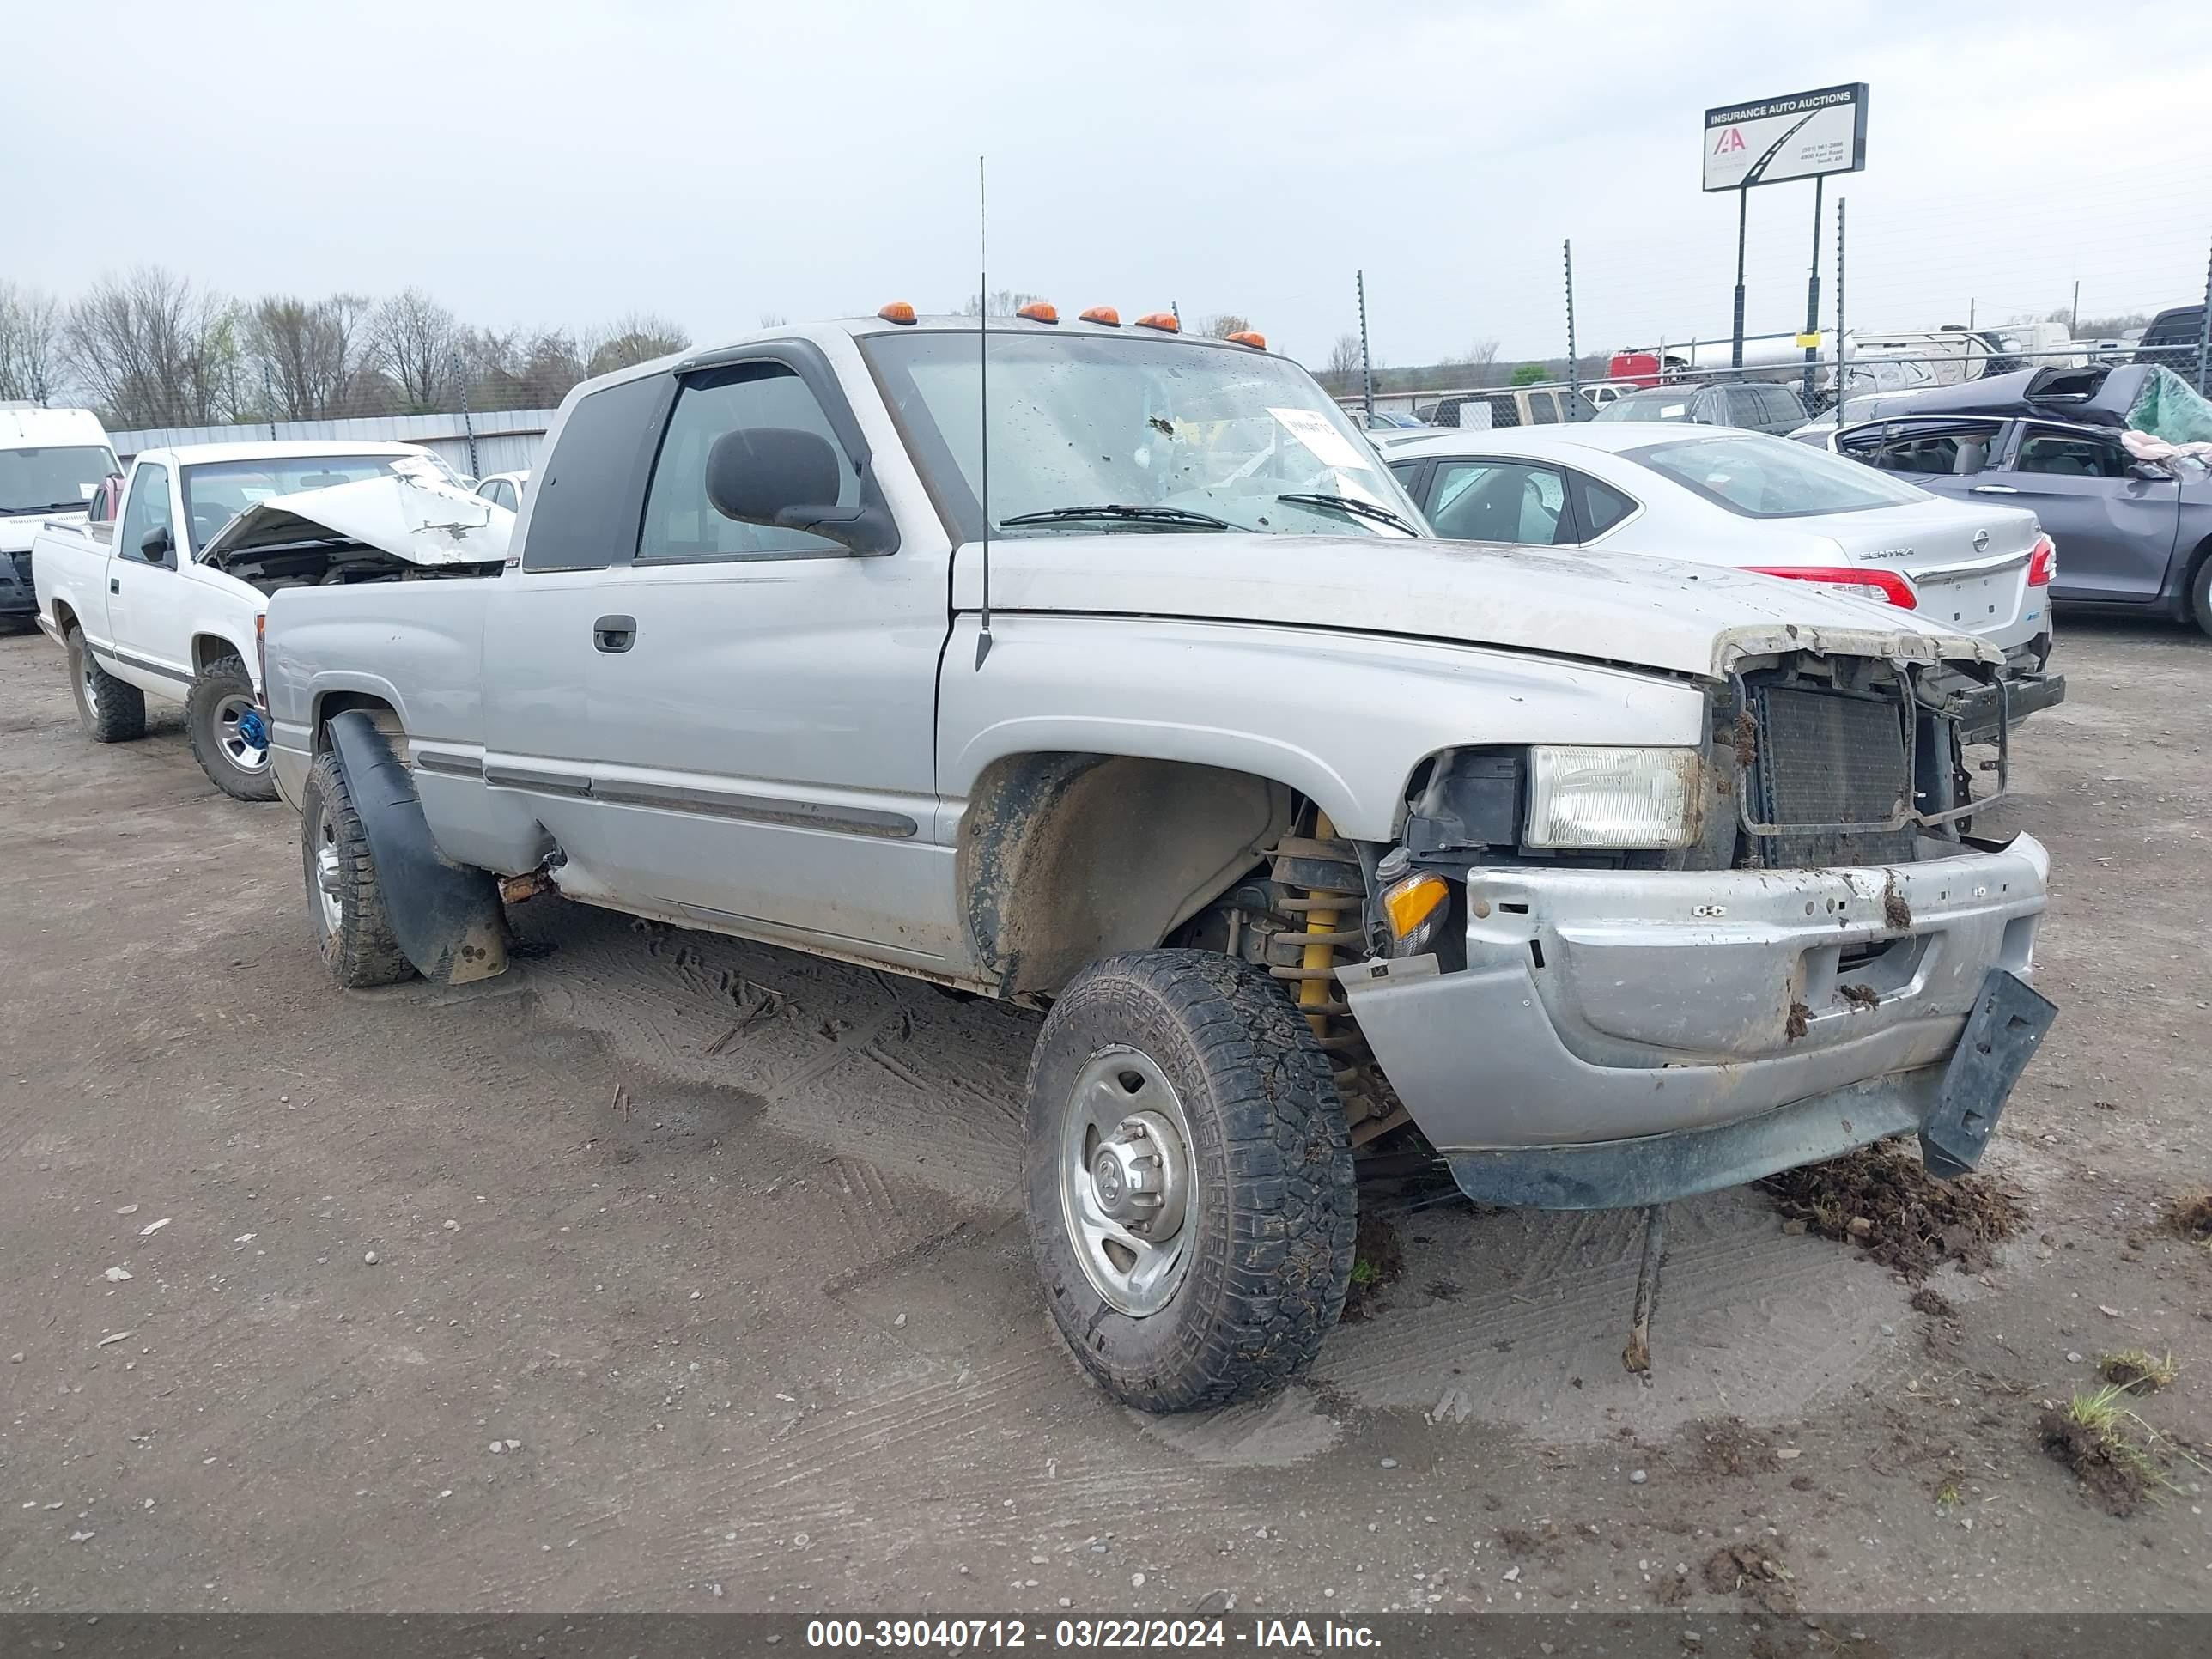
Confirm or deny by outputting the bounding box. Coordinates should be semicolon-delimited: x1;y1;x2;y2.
2027;534;2056;587
1741;564;1918;610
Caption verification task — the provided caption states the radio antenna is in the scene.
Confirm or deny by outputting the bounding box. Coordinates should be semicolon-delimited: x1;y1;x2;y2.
974;154;994;671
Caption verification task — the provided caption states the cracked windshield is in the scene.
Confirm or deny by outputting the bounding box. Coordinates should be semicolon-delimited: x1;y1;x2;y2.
863;329;1423;538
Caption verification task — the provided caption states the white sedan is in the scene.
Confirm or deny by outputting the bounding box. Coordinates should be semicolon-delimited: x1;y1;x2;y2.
1381;422;2061;715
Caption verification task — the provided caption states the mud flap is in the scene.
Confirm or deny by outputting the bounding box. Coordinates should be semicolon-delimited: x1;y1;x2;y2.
325;709;509;986
1919;969;2056;1179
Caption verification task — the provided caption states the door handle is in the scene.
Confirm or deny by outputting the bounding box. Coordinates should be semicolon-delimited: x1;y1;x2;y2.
110;577;120;593
1969;484;2019;495
592;614;636;653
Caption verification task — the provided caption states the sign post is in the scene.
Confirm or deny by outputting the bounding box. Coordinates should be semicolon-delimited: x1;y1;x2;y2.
1705;82;1868;379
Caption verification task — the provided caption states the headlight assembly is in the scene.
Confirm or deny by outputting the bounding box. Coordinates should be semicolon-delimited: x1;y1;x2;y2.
1524;747;1702;850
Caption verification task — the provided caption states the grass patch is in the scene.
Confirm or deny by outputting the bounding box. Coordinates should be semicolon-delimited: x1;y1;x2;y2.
2098;1349;2179;1391
2040;1382;2164;1516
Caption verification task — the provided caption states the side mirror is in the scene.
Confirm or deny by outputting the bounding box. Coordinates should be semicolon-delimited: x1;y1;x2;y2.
2128;459;2170;482
140;525;174;563
703;427;896;556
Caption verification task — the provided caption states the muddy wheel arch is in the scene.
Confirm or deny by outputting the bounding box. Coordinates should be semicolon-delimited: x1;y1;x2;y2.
956;753;1294;999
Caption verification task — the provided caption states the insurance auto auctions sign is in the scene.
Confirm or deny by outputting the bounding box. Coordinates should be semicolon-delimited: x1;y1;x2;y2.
1702;83;1868;191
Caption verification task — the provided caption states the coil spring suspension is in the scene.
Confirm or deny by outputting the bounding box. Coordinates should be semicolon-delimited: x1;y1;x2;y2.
1264;811;1404;1142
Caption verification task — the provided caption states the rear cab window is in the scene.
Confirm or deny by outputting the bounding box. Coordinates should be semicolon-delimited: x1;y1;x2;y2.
520;375;673;572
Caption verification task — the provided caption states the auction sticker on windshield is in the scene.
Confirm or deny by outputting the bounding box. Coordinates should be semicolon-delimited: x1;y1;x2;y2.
1268;407;1366;471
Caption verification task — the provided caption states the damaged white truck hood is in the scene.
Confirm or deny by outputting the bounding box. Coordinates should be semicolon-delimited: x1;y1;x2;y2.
201;463;513;571
961;532;2000;680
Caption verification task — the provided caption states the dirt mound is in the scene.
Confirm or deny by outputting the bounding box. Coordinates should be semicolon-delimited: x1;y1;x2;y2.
1703;1541;1796;1614
1909;1287;1957;1318
2162;1190;2212;1243
1759;1140;2024;1280
1692;1417;1781;1476
2040;1404;2150;1516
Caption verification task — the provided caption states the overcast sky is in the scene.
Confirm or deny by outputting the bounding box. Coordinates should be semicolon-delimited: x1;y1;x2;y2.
11;1;2211;370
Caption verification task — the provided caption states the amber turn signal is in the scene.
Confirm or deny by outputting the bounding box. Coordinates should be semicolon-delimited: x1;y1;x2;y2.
1382;872;1449;940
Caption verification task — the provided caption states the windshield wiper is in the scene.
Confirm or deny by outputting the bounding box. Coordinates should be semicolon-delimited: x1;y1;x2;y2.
997;503;1242;532
1274;492;1419;536
3;501;94;515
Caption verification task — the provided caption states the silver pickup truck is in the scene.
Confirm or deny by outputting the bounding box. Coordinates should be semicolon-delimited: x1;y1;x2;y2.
261;310;2056;1412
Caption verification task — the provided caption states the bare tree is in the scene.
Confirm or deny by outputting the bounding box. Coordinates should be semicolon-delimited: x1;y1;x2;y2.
962;289;1042;318
1201;313;1254;339
62;267;242;428
370;288;461;411
585;310;690;377
250;293;373;420
757;312;788;330
1322;331;1364;392
0;283;68;403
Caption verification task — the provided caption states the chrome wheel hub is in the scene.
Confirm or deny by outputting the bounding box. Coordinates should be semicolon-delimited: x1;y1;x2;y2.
313;810;343;937
216;693;270;772
1057;1047;1195;1317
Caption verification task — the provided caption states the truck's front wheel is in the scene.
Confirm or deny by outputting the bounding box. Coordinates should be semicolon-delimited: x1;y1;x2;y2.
1024;950;1357;1412
300;749;414;989
185;657;278;801
65;629;146;744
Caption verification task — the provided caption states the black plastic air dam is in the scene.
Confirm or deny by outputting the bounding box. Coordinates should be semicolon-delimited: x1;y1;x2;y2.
324;709;509;985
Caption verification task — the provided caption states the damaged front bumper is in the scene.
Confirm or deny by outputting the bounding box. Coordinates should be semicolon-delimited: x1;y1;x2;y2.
1340;834;2052;1209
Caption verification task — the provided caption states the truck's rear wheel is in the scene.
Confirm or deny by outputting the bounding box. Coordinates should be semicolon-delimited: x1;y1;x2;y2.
65;629;146;744
1024;949;1357;1412
300;749;414;989
186;656;278;801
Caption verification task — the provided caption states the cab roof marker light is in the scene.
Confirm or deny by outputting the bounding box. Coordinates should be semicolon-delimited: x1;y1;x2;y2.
1016;301;1059;324
1225;331;1268;349
878;301;917;325
1079;307;1121;326
1134;312;1180;333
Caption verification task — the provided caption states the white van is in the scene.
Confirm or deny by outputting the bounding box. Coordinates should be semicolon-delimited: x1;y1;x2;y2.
2;406;119;630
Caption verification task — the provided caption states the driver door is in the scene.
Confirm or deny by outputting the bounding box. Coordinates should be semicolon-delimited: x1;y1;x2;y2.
103;464;191;693
575;359;964;969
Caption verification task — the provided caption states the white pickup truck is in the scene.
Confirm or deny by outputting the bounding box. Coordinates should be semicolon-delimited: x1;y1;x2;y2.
31;441;500;799
260;309;2057;1412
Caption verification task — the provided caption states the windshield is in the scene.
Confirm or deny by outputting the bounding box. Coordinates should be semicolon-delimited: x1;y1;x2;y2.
1593;388;1703;423
861;331;1423;538
179;454;422;553
1630;433;1931;518
0;445;119;515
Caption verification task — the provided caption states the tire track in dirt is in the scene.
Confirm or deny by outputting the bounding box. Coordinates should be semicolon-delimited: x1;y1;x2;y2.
1316;1188;1909;1440
514;903;1031;1203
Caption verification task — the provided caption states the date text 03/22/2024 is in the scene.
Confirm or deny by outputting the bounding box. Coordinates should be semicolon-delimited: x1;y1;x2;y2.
804;1619;1382;1650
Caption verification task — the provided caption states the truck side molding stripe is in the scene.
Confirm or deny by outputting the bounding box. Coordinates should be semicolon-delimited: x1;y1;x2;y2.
89;642;191;684
413;750;485;779
592;779;919;840
482;763;592;796
477;760;916;840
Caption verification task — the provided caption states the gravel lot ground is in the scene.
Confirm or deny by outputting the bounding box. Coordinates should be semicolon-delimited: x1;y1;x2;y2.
2;617;2208;1615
